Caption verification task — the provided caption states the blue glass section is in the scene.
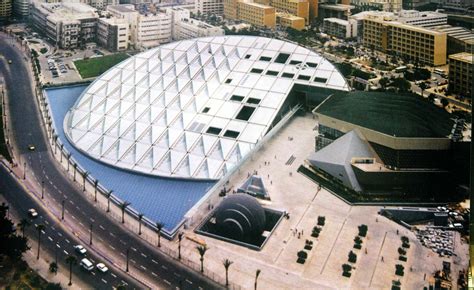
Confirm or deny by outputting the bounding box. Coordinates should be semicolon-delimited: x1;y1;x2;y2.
45;85;215;233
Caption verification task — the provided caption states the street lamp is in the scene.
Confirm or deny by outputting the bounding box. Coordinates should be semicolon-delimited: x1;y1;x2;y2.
61;199;65;221
23;162;26;180
41;180;44;199
126;248;130;272
89;223;93;245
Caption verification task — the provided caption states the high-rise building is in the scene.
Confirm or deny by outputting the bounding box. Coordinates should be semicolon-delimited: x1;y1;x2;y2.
238;0;276;28
0;0;12;22
167;7;224;40
97;17;129;51
448;53;473;98
265;0;309;24
195;0;224;15
323;18;357;38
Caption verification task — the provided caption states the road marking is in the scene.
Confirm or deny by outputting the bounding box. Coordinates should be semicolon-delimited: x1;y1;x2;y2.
57;232;62;237
69;200;74;204
109;232;115;237
71;215;76;220
41;230;45;234
140;265;146;270
51;226;56;231
151;272;157;277
91;272;96;276
44;220;49;225
119;240;126;245
65;239;70;244
121;280;128;285
130;259;136;264
63;250;68;255
174;272;180;277
75;206;80;210
164;279;171;285
56;244;60;248
98;237;104;242
141;253;147;258
111;273;117;278
101;279;107;284
99;225;105;230
65;209;69;213
79;222;84;227
131;247;137;252
161;265;168;270
109;245;116;250
90;218;95;223
185;279;193;285
48;236;53;242
152;259;158;264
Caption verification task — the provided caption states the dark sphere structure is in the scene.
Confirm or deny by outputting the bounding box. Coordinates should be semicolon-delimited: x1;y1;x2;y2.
215;194;266;240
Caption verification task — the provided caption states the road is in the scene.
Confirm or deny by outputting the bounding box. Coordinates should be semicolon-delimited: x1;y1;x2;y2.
0;164;143;289
0;32;221;290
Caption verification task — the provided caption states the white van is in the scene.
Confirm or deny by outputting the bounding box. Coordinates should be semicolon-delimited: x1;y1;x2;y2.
80;258;94;271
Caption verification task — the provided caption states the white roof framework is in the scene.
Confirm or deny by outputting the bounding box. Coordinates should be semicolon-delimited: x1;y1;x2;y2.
65;36;349;180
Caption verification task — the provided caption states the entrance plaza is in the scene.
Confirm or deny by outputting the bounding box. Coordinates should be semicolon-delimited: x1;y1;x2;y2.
180;114;469;289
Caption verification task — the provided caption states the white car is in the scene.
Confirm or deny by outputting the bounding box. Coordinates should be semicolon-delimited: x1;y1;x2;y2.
28;209;38;218
96;263;109;273
74;245;87;255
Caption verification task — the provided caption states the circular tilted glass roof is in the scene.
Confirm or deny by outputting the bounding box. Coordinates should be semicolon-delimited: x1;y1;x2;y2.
65;36;349;180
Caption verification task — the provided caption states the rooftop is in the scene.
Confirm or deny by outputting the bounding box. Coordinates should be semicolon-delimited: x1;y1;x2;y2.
323;17;350;25
107;4;136;13
315;91;454;138
449;52;473;64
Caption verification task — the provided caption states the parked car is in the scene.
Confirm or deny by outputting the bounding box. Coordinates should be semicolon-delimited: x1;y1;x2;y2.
74;245;87;255
80;258;94;271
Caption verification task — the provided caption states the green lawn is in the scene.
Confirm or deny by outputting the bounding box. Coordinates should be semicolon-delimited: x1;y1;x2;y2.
74;53;130;79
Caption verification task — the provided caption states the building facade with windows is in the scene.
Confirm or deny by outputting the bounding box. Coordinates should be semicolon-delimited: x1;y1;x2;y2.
0;0;12;22
323;18;357;38
196;0;224;15
276;12;305;30
448;52;473;98
237;1;276;28
97;17;129;51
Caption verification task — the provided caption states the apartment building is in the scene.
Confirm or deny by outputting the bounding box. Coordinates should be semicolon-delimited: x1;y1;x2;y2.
267;0;309;23
0;0;12;21
448;53;473;98
80;0;119;10
323;18;357;38
224;0;239;19
13;0;30;19
237;1;276;28
168;7;224;40
351;0;401;12
362;16;447;66
432;25;474;55
196;0;224;15
97;17;129;51
397;10;447;27
136;12;172;48
276;12;305;30
31;2;99;49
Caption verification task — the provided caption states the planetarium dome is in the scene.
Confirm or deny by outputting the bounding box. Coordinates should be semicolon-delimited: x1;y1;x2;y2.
215;194;266;239
64;36;349;180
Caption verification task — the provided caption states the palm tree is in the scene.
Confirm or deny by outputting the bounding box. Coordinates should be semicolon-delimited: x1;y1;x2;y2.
66;153;72;172
196;245;208;273
106;190;113;213
53;134;58;154
36;224;45;260
178;232;184;260
156;222;164;248
138;214;143;235
419;82;429;97
223;259;233;286
65;255;77;286
49;262;58;275
81;171;89;192
254;269;261;290
59;144;64;162
72;163;77;181
93;179;99;202
18;218;30;238
120;201;131;224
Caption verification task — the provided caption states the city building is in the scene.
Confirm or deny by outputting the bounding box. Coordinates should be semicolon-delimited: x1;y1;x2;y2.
318;4;353;20
402;0;430;10
195;0;224;15
432;25;474;55
361;13;447;66
31;2;99;49
265;0;309;23
322;17;357;38
136;12;172;48
237;1;276;28
350;0;401;12
79;0;120;10
448;52;473;98
97;17;129;51
13;0;30;19
276;12;305;30
168;7;224;40
0;0;12;22
309;91;455;195
396;10;447;27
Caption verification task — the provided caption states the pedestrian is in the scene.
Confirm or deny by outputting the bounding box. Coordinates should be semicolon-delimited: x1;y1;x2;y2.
268;174;269;178
297;232;301;239
381;256;384;262
396;229;399;235
289;172;292;176
423;273;426;280
301;229;304;235
270;180;272;185
365;248;367;254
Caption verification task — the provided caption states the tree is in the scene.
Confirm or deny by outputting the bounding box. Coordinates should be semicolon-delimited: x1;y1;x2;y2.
65;255;77;286
390;78;411;93
379;77;390;89
49;262;58;275
196;245;208;273
0;206;29;259
18;218;30;238
348;251;357;263
418;82;429;97
36;224;45;260
254;269;261;290
441;98;449;108
178;232;184;260
72;163;77;181
138;214;143;235
81;171;89;192
120;201;131;224
93;179;99;202
358;224;368;237
156;222;163;247
223;259;233;286
106;190;113;213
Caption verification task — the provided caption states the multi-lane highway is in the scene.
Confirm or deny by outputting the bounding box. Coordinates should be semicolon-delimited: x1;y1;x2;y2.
0;164;143;289
0;32;222;289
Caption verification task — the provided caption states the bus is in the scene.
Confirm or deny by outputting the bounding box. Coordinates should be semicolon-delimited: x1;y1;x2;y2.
433;68;446;77
394;66;407;73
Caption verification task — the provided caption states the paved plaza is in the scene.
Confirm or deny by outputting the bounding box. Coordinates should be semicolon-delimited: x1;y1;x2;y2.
178;114;469;289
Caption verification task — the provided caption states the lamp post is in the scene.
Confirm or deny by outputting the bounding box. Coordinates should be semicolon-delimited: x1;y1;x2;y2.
61;199;65;220
41;180;44;199
126;248;130;272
